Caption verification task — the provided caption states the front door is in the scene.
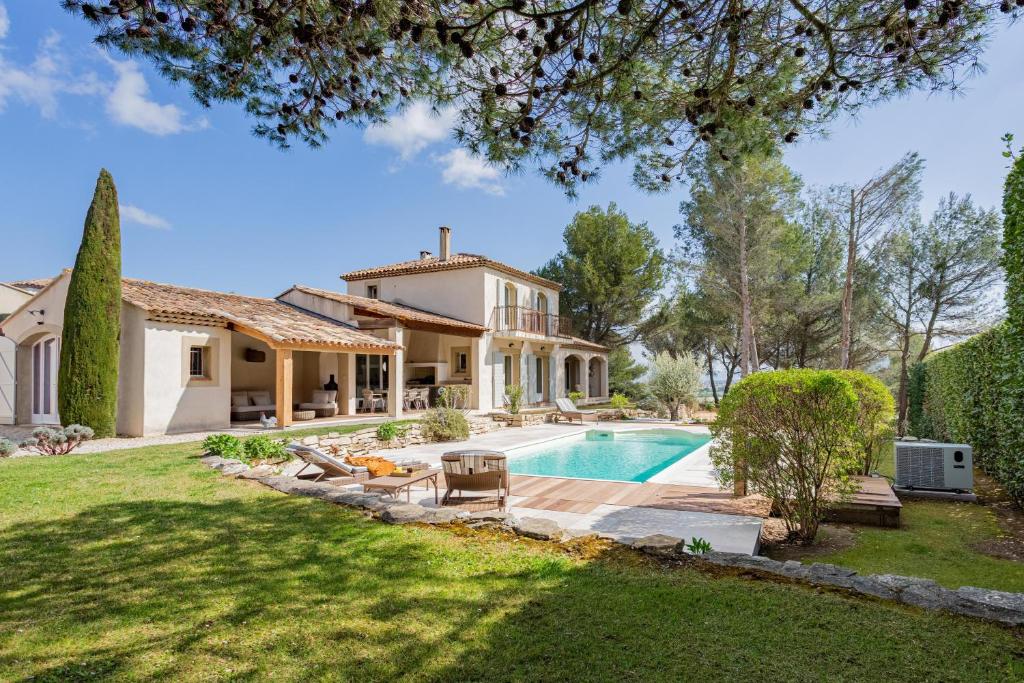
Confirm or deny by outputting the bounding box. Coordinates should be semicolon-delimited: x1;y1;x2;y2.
31;335;59;425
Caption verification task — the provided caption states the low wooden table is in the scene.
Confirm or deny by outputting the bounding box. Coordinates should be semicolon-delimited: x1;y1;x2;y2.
363;469;440;503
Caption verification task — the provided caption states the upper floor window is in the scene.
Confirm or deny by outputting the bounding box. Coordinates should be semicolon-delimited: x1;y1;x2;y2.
536;292;548;314
366;284;379;299
503;282;517;307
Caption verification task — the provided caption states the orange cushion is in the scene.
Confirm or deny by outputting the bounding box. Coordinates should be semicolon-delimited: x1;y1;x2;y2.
345;456;396;477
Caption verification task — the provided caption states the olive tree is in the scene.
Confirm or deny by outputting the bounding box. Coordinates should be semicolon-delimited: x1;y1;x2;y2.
648;351;702;421
710;369;861;544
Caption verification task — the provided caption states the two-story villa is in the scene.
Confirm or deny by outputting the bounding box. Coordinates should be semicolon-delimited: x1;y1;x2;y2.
0;228;608;435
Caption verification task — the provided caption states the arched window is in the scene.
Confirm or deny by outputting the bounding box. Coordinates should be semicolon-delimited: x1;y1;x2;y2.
503;283;518;329
536;292;548;314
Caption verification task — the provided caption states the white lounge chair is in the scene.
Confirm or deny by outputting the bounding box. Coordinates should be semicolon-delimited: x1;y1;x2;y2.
287;444;370;484
555;397;599;425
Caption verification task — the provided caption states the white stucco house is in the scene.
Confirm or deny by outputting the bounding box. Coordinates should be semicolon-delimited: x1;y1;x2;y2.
0;280;49;425
0;228;608;436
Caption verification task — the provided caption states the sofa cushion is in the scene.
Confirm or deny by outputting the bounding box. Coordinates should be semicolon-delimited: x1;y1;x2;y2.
231;391;250;407
312;390;336;404
232;404;275;414
248;391;272;406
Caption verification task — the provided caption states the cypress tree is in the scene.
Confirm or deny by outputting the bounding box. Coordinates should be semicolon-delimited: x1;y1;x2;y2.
58;169;122;436
1004;153;1024;344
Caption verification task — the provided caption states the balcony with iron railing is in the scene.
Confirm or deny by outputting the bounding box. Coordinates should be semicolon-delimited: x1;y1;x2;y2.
492;306;573;339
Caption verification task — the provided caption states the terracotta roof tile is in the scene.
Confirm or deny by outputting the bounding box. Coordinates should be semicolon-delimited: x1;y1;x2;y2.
121;279;398;351
4;278;53;293
286;285;488;335
563;336;609;352
341;253;562;291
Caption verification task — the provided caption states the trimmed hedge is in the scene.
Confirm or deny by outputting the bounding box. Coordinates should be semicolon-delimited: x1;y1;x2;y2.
909;153;1024;504
909;323;1024;504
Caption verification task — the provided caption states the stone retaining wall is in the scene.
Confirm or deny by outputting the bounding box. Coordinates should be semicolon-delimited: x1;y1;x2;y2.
292;416;504;456
201;454;1024;627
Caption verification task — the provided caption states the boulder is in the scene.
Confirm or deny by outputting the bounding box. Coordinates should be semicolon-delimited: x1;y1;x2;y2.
468;510;515;524
631;534;682;556
381;504;428;524
953;587;1024;626
513;517;563;541
422;508;469;524
219;463;250;476
238;465;276;479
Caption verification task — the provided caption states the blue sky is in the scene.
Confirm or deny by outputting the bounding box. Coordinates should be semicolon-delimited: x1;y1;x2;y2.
1;3;1022;298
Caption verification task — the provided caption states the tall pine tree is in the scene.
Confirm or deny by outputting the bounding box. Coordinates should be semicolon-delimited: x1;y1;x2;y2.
58;169;122;436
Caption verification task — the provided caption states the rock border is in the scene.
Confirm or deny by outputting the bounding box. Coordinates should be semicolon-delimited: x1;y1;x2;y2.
202;455;1024;627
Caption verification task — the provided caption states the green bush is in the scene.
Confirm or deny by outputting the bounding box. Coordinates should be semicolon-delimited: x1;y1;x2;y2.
58;169;122;438
0;439;16;457
202;433;243;458
609;392;631;410
833;370;896;475
711;369;861;544
421;407;470;442
241;435;288;464
568;391;585;404
504;384;524;414
376;421;408;442
19;425;95;456
908;324;1024;503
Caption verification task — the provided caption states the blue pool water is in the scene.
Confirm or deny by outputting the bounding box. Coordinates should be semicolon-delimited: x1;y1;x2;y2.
507;429;711;482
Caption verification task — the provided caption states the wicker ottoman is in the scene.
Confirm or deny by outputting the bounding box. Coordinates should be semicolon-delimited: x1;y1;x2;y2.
292;409;316;421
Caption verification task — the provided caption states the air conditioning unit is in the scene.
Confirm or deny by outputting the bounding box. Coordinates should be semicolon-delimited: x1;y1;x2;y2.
894;441;973;492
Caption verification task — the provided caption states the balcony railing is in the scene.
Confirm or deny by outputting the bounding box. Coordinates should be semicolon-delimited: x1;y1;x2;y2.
492;306;573;338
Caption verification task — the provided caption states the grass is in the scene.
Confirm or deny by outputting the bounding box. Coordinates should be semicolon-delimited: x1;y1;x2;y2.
808;500;1024;592
1;443;1022;681
768;449;1024;593
277;418;419;440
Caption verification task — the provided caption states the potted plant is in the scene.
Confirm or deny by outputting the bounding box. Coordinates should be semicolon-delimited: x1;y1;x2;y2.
504;384;525;426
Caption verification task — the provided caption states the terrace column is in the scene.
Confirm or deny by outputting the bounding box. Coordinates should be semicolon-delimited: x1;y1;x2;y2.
386;328;404;419
472;336;489;411
339;352;356;416
602;358;610;399
583;354;591;402
275;348;293;427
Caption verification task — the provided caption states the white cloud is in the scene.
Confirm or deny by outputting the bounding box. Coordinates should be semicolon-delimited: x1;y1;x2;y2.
364;101;456;160
119;203;171;230
0;8;205;135
0;30;103;118
0;4;10;40
104;58;208;135
435;148;505;196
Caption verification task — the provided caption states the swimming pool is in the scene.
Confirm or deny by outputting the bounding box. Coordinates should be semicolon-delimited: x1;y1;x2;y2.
506;429;711;483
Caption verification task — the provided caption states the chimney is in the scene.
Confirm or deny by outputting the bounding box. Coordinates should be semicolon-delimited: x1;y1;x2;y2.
439;226;452;261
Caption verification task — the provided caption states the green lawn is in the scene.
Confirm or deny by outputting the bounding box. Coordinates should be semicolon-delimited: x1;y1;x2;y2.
805;500;1024;593
1;444;1022;681
778;452;1024;593
277;418;420;440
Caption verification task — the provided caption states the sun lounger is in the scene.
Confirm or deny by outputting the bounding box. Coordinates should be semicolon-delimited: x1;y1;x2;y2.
555;397;599;425
287;444;370;484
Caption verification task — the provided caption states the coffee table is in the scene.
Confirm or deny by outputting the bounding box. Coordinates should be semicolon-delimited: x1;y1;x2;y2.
363;469;440;504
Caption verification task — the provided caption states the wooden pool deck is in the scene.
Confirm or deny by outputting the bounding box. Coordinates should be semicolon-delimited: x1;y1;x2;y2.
452;474;899;527
828;475;902;528
508;475;773;517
